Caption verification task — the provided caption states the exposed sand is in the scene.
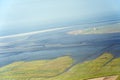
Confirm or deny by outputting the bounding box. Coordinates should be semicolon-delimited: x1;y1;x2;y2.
88;75;118;80
67;23;120;35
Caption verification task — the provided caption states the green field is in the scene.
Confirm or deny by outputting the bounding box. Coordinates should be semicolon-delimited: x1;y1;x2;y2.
0;56;73;80
0;53;120;80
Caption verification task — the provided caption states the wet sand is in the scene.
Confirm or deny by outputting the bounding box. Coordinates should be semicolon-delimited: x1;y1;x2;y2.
88;75;118;80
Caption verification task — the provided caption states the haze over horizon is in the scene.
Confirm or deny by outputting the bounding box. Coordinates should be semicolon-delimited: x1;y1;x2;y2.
0;0;120;36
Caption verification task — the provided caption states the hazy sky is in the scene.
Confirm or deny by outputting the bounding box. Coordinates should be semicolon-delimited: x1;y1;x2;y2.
0;0;120;36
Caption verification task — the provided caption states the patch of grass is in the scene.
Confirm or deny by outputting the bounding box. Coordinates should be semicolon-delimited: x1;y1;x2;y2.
0;53;120;80
46;53;116;80
0;56;73;80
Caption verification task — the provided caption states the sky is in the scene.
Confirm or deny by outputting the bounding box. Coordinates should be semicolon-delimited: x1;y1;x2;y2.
0;0;120;36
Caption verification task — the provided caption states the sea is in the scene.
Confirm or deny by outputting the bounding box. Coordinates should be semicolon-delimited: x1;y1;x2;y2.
0;21;120;67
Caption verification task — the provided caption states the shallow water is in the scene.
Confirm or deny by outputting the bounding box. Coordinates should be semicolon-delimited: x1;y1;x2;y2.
0;23;120;67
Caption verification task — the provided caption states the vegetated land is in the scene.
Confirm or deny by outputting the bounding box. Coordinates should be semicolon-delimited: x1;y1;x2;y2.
0;53;120;80
0;56;73;80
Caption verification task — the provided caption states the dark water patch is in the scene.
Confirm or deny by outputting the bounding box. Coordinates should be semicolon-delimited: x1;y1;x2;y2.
0;25;120;67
